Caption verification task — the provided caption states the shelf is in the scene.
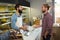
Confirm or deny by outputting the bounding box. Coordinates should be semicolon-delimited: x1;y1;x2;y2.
1;22;11;26
0;3;15;6
0;16;11;19
0;12;15;13
0;13;12;15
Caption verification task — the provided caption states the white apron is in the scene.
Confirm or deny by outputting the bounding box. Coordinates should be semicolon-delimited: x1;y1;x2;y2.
15;16;24;33
16;16;23;28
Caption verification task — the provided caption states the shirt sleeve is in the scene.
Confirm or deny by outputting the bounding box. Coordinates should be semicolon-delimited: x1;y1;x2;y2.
11;15;19;30
46;16;53;33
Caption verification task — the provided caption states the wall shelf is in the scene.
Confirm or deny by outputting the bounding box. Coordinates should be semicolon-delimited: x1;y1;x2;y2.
0;16;11;19
0;13;12;15
1;22;11;26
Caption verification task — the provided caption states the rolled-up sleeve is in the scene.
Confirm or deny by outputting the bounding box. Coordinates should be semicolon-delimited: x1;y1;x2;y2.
11;15;19;30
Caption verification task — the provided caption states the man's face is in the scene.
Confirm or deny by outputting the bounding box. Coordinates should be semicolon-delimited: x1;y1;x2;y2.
18;5;23;11
42;5;46;13
17;5;23;14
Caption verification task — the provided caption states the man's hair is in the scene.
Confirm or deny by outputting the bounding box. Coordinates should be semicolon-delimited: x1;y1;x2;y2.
43;4;50;10
15;3;22;10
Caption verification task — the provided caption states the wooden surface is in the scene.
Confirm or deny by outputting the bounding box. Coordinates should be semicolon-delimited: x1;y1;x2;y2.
53;27;60;40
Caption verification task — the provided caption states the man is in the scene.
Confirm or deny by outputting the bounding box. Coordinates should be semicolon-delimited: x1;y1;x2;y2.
11;4;27;32
42;4;53;40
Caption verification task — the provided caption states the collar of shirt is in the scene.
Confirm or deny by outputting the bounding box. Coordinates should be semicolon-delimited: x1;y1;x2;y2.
44;12;49;16
15;13;22;17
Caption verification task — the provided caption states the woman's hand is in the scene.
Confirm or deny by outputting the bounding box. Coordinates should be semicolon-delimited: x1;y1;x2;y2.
20;26;27;31
33;25;40;28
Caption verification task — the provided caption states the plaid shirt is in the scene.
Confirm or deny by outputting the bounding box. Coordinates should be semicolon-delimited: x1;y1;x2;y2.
42;13;53;36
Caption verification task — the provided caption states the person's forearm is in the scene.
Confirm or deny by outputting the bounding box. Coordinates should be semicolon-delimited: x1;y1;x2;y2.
20;26;28;31
19;27;22;29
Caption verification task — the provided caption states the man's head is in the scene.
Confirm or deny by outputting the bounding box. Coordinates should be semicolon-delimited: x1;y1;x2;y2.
15;4;23;15
42;4;50;13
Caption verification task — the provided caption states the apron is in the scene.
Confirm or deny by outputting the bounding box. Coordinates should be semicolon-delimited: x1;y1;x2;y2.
15;16;24;33
16;16;22;28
